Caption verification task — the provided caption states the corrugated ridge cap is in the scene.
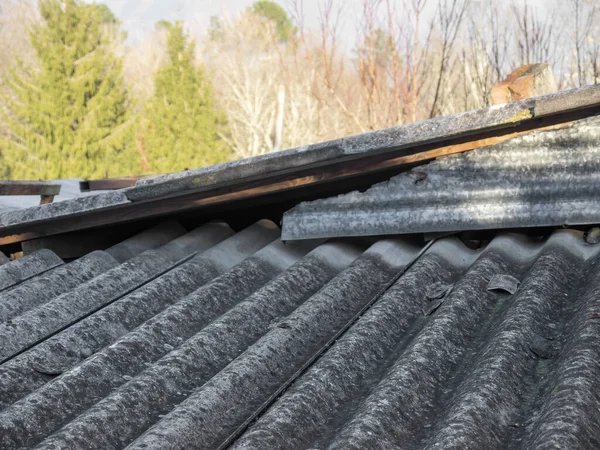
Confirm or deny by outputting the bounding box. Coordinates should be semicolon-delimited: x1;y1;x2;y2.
0;190;129;230
281;112;600;240
127;84;600;201
0;85;597;237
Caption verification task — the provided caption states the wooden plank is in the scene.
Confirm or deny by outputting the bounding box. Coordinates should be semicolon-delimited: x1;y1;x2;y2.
372;121;573;169
79;175;162;192
39;195;55;205
0;181;60;197
79;177;139;192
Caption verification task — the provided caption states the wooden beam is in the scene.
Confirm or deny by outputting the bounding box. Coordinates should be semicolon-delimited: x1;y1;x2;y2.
39;195;55;205
0;181;60;197
79;175;162;192
0;181;61;206
371;121;573;169
79;177;139;192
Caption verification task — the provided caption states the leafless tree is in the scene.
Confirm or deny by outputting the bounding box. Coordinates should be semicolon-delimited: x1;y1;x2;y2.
511;2;561;70
429;0;469;118
7;0;596;164
120;29;169;110
569;0;598;86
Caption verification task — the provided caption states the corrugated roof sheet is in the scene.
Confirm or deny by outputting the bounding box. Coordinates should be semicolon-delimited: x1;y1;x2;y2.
1;219;600;449
282;112;600;240
0;178;112;214
1;84;600;245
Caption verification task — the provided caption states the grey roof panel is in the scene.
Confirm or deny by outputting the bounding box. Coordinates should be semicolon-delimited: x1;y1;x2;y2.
0;221;237;364
105;220;187;263
0;188;130;229
0;250;118;322
26;240;346;450
128;84;600;201
0;222;270;411
126;238;422;450
0;178;114;215
282;113;600;240
0;252;9;265
0;248;63;291
1;222;600;449
233;230;600;450
1;85;600;242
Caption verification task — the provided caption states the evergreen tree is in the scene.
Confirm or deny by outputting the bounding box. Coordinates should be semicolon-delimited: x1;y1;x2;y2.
139;21;229;173
0;0;138;179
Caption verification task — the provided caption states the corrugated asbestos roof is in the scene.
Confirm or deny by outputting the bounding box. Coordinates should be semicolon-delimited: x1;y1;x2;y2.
282;112;600;240
1;84;600;245
0;179;112;214
1;219;600;449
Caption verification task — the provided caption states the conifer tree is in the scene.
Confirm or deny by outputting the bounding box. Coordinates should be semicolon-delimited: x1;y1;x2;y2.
0;0;139;179
139;21;230;173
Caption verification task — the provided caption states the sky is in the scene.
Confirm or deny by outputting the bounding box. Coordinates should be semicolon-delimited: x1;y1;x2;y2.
97;0;298;43
94;0;556;47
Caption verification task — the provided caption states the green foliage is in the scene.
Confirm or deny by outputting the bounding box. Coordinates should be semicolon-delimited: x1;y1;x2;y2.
0;0;138;179
139;21;230;173
251;1;295;42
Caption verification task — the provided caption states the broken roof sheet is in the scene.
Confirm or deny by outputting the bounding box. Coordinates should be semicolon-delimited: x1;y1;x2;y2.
1;84;600;245
282;112;600;240
1;219;600;449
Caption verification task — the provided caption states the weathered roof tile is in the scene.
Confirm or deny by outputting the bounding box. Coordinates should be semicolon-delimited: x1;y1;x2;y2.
1;222;598;449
